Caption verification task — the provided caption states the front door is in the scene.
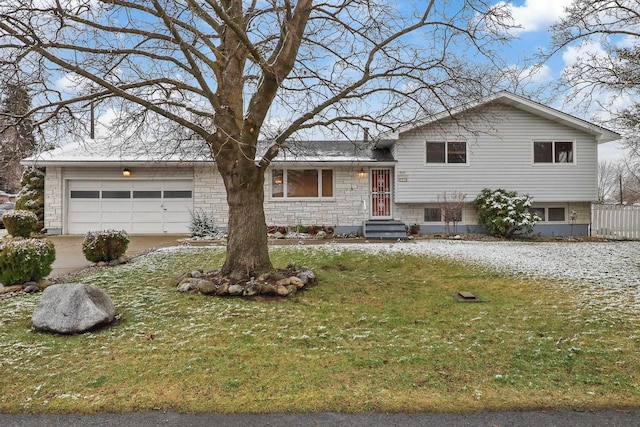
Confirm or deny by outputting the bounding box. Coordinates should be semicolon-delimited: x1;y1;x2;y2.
370;169;392;219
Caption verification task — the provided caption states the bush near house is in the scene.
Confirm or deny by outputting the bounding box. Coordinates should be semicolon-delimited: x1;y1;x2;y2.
1;209;38;238
82;230;130;263
15;167;45;232
473;188;540;238
0;238;56;285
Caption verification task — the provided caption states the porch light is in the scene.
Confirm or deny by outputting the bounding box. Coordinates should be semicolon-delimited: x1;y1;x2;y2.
358;168;366;179
122;168;132;177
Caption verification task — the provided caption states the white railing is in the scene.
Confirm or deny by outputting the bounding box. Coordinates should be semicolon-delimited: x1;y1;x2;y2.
592;204;640;240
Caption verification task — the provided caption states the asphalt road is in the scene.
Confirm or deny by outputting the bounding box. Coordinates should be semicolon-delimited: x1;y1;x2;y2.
1;410;639;426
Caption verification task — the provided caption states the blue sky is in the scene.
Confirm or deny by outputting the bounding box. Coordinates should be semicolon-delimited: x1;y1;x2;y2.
493;0;629;163
48;0;627;162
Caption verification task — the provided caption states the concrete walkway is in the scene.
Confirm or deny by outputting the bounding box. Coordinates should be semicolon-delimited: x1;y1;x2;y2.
48;234;188;277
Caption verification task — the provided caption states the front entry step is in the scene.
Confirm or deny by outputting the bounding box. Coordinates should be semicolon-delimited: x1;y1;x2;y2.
364;220;409;240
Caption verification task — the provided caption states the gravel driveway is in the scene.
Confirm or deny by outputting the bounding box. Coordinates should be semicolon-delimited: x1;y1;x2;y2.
303;239;640;317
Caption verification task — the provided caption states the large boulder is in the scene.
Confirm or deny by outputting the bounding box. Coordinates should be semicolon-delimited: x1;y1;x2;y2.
32;283;116;334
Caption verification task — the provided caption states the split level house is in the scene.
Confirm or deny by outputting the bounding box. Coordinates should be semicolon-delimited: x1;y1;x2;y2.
22;91;621;238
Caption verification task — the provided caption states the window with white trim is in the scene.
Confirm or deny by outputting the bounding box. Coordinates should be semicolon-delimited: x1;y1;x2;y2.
272;169;333;199
533;141;574;163
530;206;566;222
426;141;467;164
424;206;463;222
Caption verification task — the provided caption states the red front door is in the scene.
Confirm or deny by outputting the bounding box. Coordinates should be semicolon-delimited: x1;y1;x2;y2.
370;169;392;218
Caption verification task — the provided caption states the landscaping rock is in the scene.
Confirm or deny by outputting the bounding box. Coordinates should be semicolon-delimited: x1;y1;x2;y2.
36;278;52;290
32;283;116;334
228;284;243;296
243;282;260;296
296;269;316;285
0;285;23;294
215;282;229;296
195;280;217;295
276;285;290;296
259;283;277;295
23;284;39;293
286;285;297;295
289;277;304;289
314;230;327;239
175;272;191;286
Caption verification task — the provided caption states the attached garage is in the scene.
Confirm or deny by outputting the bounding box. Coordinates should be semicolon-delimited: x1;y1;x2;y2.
67;179;193;234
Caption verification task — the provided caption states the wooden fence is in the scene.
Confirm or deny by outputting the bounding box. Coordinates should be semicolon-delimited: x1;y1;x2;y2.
592;204;640;240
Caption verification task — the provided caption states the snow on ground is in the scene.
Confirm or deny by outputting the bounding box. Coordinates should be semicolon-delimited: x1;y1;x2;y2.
289;239;640;318
152;239;640;317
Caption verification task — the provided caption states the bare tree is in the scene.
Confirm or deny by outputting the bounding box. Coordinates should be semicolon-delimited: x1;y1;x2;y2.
437;191;466;235
597;160;622;203
549;1;640;147
0;0;517;278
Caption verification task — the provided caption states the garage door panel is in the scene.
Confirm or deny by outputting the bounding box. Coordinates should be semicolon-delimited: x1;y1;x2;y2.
130;223;163;233
67;179;193;234
132;212;163;222
101;212;132;222
69;206;100;214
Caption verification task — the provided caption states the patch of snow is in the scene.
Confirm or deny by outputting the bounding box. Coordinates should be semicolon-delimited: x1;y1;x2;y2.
291;240;640;317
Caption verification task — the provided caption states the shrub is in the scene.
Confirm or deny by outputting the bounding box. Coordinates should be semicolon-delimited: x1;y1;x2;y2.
15;167;45;232
2;209;38;237
0;238;56;285
188;209;217;237
473;188;540;238
82;230;129;262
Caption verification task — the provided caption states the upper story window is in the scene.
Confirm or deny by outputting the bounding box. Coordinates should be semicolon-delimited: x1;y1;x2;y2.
534;141;574;164
272;169;333;199
426;141;467;164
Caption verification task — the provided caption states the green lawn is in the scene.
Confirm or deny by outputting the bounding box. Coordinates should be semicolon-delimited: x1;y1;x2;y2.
0;245;638;413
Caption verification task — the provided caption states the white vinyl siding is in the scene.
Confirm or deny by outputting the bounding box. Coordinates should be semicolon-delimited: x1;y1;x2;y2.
394;104;598;203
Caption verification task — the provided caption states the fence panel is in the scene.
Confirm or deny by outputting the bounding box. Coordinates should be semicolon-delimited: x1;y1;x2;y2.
592;204;640;239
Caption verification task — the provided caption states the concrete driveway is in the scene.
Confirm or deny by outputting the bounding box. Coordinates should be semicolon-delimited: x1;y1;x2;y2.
47;234;188;277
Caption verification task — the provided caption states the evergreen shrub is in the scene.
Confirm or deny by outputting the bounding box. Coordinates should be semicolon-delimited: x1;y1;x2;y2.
15;168;45;231
1;209;38;237
82;230;129;262
473;188;540;238
0;238;56;285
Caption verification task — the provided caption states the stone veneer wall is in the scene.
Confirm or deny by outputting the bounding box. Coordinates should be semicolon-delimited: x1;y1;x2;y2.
43;166;64;233
194;164;370;229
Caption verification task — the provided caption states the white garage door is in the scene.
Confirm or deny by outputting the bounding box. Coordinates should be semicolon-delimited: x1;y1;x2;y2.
67;180;193;234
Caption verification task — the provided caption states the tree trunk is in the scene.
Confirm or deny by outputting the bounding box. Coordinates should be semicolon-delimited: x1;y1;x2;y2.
217;152;273;279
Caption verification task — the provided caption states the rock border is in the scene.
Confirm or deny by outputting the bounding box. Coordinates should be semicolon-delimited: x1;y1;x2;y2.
176;264;317;298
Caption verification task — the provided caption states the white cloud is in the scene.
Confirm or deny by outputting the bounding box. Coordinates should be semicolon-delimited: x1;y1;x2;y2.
496;0;573;33
521;63;553;84
561;40;608;66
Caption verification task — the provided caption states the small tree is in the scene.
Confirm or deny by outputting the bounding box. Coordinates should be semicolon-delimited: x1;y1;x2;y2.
15;167;45;232
438;191;466;235
473;188;540;238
